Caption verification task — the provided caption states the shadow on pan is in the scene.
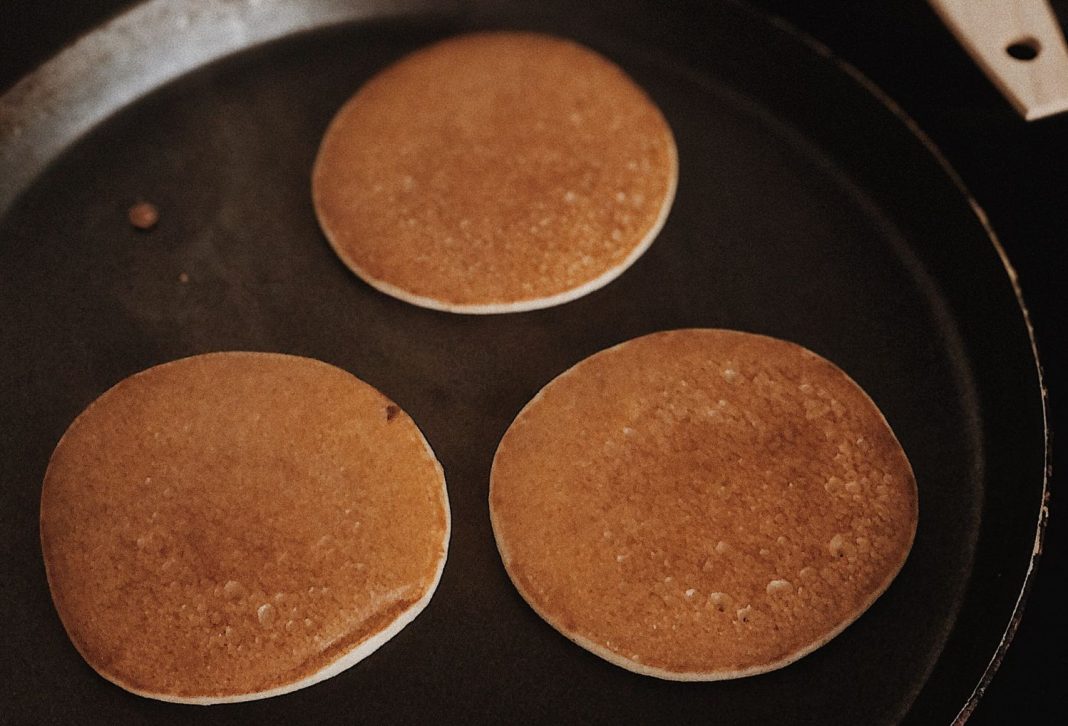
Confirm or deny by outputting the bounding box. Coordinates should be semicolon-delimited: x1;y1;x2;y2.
0;0;1046;723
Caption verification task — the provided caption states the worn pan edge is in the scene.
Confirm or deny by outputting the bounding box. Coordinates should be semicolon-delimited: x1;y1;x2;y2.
0;0;462;216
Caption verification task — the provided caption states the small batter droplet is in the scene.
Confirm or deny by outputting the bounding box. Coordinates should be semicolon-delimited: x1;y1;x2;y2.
128;201;159;231
223;580;246;600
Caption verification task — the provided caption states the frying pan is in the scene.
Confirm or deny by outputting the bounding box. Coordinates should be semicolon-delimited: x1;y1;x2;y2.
0;0;1048;723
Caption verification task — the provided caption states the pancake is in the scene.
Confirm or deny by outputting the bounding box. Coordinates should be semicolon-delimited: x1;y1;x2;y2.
311;31;677;313
39;352;450;703
490;329;918;679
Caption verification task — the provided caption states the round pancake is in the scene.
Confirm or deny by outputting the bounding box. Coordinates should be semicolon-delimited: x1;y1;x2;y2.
490;329;918;679
39;352;450;703
311;31;678;313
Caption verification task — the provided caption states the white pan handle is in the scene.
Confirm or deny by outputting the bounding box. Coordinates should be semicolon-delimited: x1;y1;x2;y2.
930;0;1068;120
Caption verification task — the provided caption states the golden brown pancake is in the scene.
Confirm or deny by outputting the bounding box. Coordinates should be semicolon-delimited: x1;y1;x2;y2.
40;353;450;703
311;31;677;313
490;329;917;679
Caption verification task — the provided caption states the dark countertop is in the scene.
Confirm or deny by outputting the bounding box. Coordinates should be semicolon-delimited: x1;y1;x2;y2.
2;1;1064;723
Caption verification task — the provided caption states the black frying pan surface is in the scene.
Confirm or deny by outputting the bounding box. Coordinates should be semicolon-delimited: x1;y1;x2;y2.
0;1;1046;723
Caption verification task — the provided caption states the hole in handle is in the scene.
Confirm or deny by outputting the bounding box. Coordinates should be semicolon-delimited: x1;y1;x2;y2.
1006;38;1041;61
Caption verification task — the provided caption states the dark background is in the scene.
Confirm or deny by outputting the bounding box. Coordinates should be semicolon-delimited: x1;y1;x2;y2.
1;1;1064;723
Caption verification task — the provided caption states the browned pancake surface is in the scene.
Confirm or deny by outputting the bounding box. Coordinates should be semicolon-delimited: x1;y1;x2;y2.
490;330;917;678
40;353;448;700
312;31;677;312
